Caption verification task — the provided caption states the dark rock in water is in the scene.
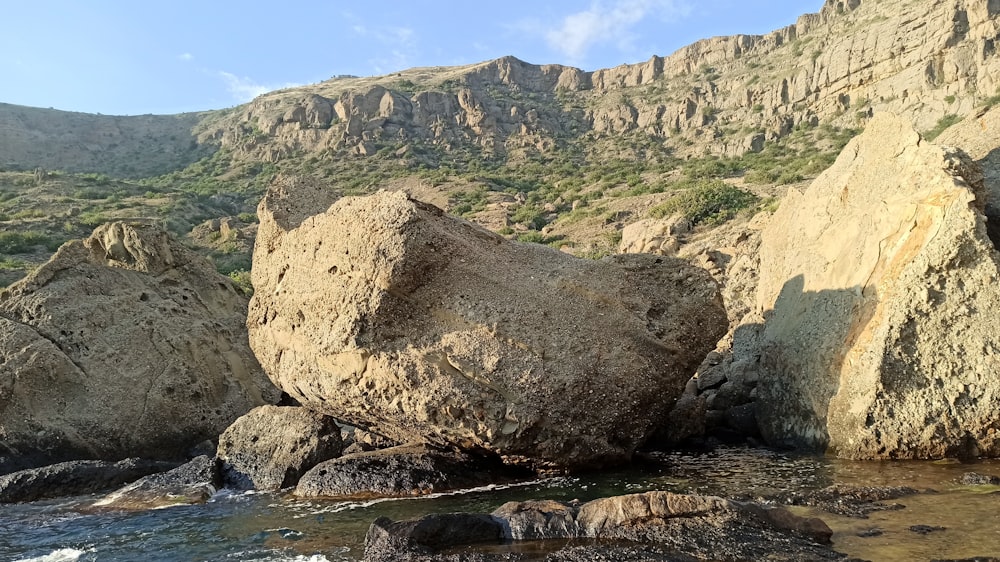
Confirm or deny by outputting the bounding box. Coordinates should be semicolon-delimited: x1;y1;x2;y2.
723;403;759;437
857;528;884;538
217;405;343;491
932;558;1000;562
742;484;919;518
295;443;523;499
0;458;178;503
492;499;579;540
93;455;218;510
364;513;504;562
910;524;947;535
960;472;1000;485
363;491;847;561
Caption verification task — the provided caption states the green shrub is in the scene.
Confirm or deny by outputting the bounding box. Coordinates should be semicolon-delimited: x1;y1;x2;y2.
0;231;51;254
649;180;758;225
923;114;963;141
228;269;253;296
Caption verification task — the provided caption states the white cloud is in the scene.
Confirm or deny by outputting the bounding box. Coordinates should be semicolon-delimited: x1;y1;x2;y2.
545;0;691;60
350;24;417;73
219;71;301;102
178;53;193;61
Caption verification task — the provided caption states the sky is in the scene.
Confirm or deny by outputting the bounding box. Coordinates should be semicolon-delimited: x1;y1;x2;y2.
1;0;823;116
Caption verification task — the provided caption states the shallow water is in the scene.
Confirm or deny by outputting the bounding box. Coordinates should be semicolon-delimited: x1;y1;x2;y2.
3;447;1000;561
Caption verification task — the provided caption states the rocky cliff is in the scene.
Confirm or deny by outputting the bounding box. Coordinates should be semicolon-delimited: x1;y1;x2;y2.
194;0;1000;164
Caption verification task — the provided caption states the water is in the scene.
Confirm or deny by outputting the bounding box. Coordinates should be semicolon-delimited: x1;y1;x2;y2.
3;447;1000;561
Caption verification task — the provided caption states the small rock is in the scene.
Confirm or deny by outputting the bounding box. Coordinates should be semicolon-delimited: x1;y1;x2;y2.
910;524;947;535
960;472;1000;486
295;444;519;499
93;455;218;510
218;405;343;491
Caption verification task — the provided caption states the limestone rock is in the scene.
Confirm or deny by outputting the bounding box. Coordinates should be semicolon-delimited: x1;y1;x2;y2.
248;188;726;469
0;222;279;472
217;405;343;491
618;215;692;255
750;113;1000;459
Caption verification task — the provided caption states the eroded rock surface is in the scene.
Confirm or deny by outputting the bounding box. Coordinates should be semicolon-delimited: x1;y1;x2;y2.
744;113;1000;459
249;185;726;469
217;405;343;491
0;222;279;472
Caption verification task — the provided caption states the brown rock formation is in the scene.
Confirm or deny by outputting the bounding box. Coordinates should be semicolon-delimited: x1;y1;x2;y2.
749;113;1000;459
0;222;279;472
248;185;726;469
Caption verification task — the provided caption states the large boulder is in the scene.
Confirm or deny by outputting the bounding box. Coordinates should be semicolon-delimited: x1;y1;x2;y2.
217;405;343;491
750;113;1000;459
0;222;280;472
248;179;726;469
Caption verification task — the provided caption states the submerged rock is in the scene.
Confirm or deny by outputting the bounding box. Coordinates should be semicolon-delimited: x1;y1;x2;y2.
217;405;343;491
0;458;177;504
363;491;843;562
248;181;726;469
93;455;218;510
0;222;279;472
745;113;1000;459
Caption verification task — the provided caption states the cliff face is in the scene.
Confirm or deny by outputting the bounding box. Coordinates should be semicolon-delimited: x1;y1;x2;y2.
194;0;1000;163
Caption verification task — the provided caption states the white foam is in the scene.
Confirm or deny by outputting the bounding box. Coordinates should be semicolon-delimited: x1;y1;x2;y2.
13;548;91;562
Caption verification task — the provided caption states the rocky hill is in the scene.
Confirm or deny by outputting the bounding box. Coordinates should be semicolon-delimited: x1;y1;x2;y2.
1;0;998;287
0;103;212;177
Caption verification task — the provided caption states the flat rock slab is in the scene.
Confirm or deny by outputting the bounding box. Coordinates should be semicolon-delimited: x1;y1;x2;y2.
0;458;178;503
295;443;523;499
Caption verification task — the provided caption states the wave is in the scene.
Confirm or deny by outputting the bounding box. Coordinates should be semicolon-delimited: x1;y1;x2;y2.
13;548;93;562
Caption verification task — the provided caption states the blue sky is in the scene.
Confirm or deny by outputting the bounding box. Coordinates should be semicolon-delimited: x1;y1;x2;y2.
1;1;821;116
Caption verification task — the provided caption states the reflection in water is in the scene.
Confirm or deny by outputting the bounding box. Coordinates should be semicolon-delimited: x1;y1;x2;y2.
3;448;1000;561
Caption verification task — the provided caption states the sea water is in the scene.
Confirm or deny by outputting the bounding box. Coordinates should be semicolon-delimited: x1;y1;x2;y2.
3;447;1000;561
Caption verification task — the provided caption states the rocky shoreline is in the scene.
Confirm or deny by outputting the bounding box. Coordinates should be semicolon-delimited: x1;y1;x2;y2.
3;113;1000;559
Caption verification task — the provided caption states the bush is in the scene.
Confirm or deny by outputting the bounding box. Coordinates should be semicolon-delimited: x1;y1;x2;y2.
0;231;51;254
649;180;758;225
922;114;963;141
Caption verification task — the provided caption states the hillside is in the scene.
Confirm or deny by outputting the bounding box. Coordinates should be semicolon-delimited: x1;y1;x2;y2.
1;0;998;287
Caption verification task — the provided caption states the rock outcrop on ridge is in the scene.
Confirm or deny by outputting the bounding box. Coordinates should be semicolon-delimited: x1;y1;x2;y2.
0;222;280;473
745;113;1000;459
248;181;727;469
